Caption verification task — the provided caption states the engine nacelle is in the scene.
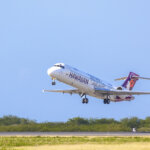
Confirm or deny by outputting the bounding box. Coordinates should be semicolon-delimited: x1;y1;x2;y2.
116;86;123;90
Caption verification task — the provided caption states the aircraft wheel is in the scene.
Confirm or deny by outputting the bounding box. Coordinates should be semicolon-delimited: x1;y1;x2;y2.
82;98;88;104
107;99;110;104
82;98;85;104
104;99;110;104
104;99;107;104
85;98;89;104
52;81;56;85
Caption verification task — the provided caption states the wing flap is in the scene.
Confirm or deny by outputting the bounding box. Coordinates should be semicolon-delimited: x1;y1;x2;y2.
95;88;150;95
43;89;81;94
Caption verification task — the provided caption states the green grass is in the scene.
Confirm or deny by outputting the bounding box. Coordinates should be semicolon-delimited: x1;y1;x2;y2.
13;144;150;150
1;136;150;148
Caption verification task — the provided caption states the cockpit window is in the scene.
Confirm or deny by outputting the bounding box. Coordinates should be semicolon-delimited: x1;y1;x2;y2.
54;64;65;69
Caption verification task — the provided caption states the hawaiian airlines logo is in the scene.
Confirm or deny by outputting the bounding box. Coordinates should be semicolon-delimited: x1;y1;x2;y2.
69;72;89;85
130;79;136;88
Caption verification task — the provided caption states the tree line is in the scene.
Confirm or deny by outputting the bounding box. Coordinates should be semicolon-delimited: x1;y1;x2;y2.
0;115;150;132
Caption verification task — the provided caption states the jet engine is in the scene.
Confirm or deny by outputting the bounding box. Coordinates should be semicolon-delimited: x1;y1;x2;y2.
116;86;123;90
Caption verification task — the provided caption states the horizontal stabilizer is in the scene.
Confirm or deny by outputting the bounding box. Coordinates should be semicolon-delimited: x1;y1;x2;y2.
115;76;150;81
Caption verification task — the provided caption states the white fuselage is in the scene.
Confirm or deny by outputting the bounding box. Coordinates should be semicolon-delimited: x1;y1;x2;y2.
47;64;134;102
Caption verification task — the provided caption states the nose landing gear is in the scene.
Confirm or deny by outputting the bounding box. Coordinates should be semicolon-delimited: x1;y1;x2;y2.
52;81;56;85
52;78;56;85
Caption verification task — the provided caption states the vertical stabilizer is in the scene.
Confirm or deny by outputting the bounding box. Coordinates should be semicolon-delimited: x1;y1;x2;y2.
122;72;139;90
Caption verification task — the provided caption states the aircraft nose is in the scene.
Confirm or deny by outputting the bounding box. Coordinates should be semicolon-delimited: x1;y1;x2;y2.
47;67;54;77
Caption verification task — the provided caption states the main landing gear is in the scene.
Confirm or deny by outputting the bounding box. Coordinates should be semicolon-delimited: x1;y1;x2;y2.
82;98;89;104
81;94;89;104
103;99;110;104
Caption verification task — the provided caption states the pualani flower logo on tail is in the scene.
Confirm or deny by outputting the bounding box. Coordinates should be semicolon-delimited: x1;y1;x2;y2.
122;72;139;90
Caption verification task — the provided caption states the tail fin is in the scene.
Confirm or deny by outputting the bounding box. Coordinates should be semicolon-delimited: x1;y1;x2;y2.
122;72;139;90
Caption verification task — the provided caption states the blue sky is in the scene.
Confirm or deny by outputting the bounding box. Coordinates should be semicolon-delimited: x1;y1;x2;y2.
0;0;150;122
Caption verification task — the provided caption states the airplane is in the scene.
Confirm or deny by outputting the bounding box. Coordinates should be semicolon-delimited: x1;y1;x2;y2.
43;63;150;104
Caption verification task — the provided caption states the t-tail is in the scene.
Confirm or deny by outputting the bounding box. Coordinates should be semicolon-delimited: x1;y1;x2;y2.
122;72;139;90
115;72;150;91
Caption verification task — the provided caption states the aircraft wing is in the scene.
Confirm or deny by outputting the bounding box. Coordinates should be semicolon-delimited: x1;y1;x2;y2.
95;88;150;95
43;89;81;94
